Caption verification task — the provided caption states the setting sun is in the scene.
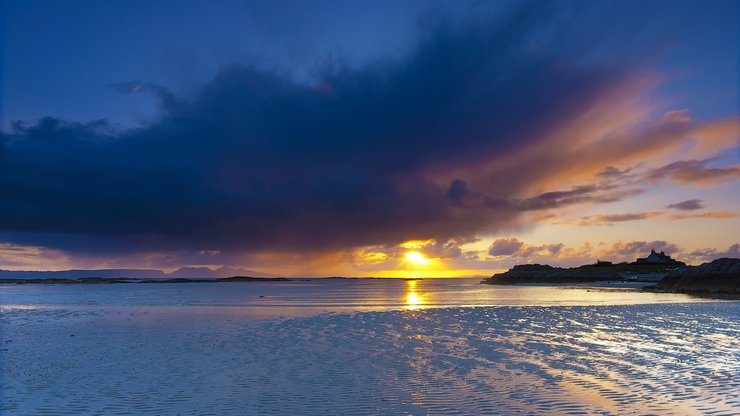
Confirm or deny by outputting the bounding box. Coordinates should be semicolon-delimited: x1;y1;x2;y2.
404;251;430;265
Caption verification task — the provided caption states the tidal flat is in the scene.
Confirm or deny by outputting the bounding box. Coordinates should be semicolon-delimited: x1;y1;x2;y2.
1;279;738;415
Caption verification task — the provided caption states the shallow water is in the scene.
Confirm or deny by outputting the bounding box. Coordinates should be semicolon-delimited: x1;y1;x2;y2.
1;279;738;415
0;278;717;319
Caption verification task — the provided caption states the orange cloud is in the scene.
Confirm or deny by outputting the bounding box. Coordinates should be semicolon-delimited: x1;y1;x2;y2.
646;160;740;186
666;211;739;221
0;243;71;270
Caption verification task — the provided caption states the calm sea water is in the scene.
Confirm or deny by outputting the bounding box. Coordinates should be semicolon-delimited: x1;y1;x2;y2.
2;278;738;415
0;278;715;319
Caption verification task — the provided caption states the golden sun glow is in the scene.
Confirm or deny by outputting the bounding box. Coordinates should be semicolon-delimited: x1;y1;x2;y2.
349;240;496;278
404;251;430;265
399;239;432;249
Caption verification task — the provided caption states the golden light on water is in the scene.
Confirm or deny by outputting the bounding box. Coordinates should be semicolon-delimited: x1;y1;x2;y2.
404;279;423;310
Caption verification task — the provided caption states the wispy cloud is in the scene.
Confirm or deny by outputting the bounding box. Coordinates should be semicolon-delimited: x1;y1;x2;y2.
666;199;704;211
685;244;740;264
575;211;664;226
484;238;686;266
488;238;525;256
646;160;740;186
558;210;738;226
666;211;739;220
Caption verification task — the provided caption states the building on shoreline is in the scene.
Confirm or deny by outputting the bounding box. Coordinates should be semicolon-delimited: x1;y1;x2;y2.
636;249;680;265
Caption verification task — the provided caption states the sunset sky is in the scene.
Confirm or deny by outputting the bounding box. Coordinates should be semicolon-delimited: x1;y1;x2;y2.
1;0;738;277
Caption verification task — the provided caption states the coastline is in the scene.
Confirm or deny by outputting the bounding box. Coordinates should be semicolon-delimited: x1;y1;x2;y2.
480;257;740;299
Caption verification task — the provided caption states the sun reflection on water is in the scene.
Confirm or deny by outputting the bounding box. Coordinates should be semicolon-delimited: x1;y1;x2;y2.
405;279;424;310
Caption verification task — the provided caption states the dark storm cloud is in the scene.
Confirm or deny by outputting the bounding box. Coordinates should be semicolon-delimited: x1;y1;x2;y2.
0;5;649;255
107;82;181;112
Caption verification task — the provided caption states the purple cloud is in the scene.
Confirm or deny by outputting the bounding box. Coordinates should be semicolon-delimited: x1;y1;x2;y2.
666;199;704;211
488;238;524;256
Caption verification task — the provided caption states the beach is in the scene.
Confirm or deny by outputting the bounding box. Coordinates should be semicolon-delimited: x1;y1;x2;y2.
1;279;738;415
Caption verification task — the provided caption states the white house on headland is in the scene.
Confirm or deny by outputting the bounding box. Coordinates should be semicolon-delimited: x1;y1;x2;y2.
636;249;678;264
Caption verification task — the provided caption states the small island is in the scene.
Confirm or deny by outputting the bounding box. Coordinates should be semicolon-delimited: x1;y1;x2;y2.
481;250;739;296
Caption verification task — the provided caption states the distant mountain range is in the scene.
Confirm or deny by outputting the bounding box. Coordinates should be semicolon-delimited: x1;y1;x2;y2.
167;266;277;278
0;266;277;280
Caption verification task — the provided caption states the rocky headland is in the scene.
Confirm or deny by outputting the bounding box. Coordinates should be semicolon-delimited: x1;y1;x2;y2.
479;262;684;285
647;258;740;295
481;251;685;285
481;252;739;297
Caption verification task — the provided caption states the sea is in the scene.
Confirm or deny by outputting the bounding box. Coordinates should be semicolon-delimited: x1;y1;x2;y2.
1;278;738;415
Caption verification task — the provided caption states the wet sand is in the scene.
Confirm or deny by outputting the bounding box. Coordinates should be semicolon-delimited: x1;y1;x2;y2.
1;295;738;415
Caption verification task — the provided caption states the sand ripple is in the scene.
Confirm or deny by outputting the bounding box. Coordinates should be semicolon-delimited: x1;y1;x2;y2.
1;303;738;415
